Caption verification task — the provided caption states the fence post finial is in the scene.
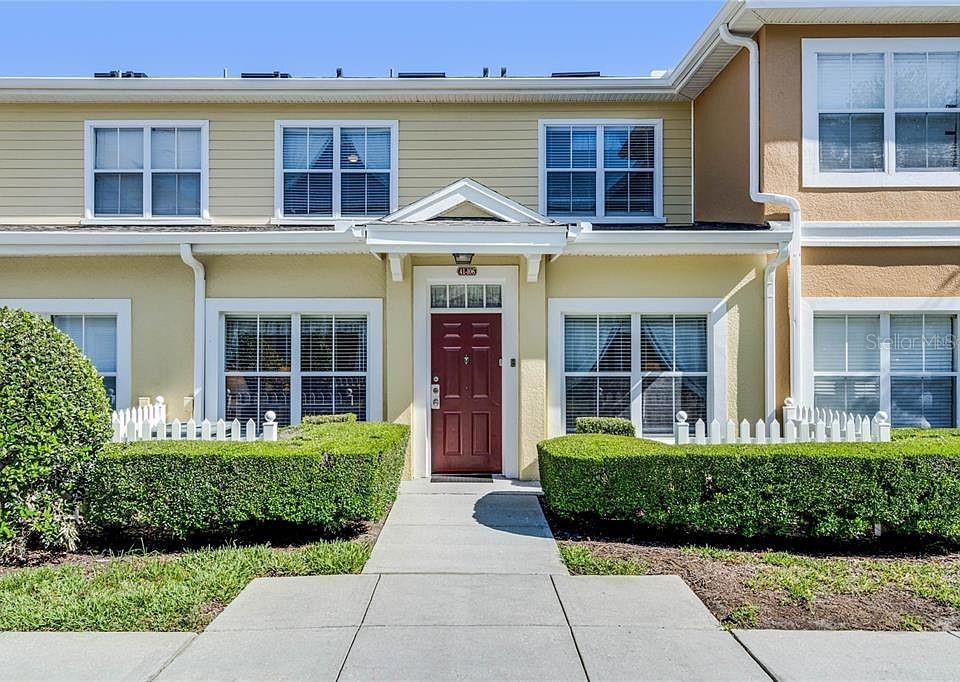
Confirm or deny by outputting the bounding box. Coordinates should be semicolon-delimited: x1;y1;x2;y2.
875;411;891;442
263;411;279;442
675;411;689;445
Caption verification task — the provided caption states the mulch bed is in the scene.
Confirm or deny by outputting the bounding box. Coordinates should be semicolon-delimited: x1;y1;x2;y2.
544;504;960;631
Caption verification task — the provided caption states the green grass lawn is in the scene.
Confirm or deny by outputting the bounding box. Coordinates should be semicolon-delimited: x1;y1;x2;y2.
0;541;370;632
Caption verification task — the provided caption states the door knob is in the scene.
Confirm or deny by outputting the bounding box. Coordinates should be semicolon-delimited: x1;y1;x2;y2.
463;355;471;365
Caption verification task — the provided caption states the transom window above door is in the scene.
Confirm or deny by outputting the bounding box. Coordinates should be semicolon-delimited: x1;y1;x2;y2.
430;284;502;310
539;119;663;224
84;121;208;220
275;120;398;220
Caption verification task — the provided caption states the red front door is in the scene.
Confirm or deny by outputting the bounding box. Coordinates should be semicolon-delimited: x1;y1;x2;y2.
430;312;502;473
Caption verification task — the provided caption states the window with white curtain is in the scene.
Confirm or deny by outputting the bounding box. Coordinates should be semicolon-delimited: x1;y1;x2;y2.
813;313;958;427
223;313;369;426
50;315;119;409
541;120;662;222
562;313;708;435
277;121;396;218
803;38;960;186
86;121;207;218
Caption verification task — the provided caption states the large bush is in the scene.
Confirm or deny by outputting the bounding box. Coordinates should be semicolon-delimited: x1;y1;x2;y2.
86;420;408;539
0;307;112;558
538;433;960;541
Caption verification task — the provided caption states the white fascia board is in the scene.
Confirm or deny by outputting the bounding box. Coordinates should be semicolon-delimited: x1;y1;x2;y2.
365;227;569;255
801;221;960;247
383;178;553;224
0;229;367;256
0;76;678;104
565;228;792;256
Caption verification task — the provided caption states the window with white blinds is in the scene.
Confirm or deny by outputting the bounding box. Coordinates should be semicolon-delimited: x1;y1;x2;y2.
86;121;207;218
816;53;885;172
223;313;369;426
562;313;708;435
278;121;396;218
813;315;882;416
541;120;662;222
813;313;958;427
639;315;708;435
563;315;632;433
51;315;119;409
803;38;960;186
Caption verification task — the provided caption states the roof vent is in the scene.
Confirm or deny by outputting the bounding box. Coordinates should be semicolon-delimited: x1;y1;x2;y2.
94;70;148;78
482;67;489;78
551;71;601;78
397;72;445;78
500;67;507;77
336;67;343;78
240;71;291;79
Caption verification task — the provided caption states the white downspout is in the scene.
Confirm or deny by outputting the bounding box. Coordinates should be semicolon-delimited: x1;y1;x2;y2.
718;24;803;422
179;243;205;422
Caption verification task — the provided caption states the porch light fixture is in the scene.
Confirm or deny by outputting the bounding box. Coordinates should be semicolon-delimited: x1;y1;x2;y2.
452;253;474;265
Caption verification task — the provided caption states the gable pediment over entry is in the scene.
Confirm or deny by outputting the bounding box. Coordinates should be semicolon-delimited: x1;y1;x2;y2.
381;178;553;225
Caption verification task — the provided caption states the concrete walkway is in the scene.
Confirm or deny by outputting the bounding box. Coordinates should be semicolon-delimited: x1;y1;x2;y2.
363;479;566;574
3;480;960;680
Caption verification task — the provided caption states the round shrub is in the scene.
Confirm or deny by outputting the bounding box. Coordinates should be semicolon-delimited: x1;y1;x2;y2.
0;307;112;558
574;416;636;437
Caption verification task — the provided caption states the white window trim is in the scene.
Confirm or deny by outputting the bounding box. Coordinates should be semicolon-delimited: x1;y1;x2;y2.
538;118;665;224
802;37;960;188
82;120;211;223
203;298;383;424
412;266;519;479
273;120;399;223
802;297;960;427
547;297;727;439
0;298;132;409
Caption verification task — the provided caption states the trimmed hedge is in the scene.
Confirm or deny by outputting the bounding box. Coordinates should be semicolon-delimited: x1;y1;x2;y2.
574;417;636;437
0;308;112;558
538;433;960;541
86;420;408;539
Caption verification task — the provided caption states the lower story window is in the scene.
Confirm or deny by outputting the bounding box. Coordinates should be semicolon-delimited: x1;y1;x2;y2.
51;314;118;409
562;313;708;435
223;313;368;426
813;313;958;427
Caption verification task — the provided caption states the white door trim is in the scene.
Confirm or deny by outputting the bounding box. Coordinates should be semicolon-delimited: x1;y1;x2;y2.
412;265;519;479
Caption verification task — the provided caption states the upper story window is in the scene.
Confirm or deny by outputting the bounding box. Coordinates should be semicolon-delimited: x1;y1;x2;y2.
539;119;663;224
803;38;960;187
275;120;398;220
84;121;209;221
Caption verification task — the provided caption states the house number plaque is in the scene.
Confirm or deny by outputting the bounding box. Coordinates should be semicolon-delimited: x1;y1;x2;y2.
457;266;477;276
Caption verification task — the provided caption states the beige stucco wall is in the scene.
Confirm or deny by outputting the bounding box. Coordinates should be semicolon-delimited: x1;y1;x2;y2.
693;50;763;225
0;256;195;417
803;247;960;297
0;101;693;225
759;24;960;222
546;255;767;427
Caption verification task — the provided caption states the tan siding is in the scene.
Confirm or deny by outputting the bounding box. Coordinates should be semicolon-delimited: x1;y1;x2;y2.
0;102;692;225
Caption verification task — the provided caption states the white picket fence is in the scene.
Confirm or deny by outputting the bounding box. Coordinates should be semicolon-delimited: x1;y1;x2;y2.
674;397;891;446
111;396;279;443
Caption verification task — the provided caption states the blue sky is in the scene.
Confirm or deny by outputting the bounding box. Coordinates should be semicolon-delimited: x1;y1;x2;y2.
0;1;723;78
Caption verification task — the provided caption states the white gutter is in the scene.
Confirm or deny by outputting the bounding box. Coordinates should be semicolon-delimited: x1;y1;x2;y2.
718;24;803;421
179;244;205;422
